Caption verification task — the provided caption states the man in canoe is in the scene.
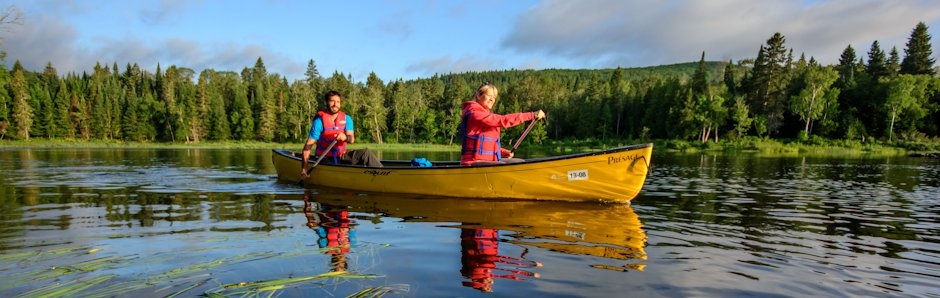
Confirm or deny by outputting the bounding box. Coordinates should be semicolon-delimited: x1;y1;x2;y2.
300;90;382;179
460;82;546;166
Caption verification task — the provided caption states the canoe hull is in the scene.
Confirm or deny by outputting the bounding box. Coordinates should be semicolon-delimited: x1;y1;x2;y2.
272;143;653;203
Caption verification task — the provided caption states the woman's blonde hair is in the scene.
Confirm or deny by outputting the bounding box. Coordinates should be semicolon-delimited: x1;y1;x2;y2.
475;82;498;100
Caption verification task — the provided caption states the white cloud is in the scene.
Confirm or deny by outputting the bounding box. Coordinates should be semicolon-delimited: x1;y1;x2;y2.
3;14;84;73
3;0;940;83
501;0;940;67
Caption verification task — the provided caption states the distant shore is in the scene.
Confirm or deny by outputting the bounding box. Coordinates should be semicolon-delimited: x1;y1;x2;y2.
2;138;938;157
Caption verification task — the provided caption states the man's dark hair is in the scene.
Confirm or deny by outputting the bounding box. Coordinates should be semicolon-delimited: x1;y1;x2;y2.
324;90;342;102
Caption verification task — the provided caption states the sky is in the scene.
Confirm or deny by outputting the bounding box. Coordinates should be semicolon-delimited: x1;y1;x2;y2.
2;0;940;83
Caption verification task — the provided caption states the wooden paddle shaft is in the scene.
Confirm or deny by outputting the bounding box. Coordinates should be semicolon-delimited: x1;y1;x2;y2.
305;139;338;175
511;119;539;153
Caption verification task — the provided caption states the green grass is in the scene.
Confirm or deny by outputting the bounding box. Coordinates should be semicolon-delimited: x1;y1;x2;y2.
649;137;931;156
205;271;382;297
4;137;938;157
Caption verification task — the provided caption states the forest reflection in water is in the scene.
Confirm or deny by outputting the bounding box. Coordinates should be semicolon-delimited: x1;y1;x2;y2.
0;148;937;297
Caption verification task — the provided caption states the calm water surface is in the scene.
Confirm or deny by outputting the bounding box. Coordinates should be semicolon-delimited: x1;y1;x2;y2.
0;148;937;297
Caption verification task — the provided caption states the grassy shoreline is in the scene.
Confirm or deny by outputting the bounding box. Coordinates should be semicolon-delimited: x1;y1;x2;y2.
2;137;938;156
534;137;939;157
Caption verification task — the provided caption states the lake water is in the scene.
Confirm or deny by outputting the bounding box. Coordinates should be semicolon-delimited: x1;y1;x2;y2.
0;148;937;297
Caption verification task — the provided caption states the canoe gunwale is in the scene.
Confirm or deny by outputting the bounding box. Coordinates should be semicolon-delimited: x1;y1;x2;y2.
272;143;653;170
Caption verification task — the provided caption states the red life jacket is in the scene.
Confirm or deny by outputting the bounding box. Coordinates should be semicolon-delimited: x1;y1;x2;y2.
459;101;534;165
461;228;499;256
460;102;501;165
315;110;348;159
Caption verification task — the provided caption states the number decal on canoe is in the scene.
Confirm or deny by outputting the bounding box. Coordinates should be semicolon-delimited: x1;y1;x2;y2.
568;169;588;181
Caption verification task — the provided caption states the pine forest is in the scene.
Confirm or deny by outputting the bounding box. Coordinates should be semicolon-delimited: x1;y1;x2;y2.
0;23;938;149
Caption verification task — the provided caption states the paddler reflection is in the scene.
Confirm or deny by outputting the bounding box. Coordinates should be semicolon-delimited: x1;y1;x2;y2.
303;190;356;272
460;226;542;292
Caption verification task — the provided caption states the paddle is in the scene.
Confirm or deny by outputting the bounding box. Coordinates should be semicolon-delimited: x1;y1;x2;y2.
510;118;540;154
299;139;338;185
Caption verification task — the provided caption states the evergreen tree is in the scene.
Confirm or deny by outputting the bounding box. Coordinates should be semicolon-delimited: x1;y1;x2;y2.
230;78;253;140
866;41;889;81
832;45;866;139
836;45;857;90
746;33;790;135
723;59;738;96
691;51;708;97
207;72;232;141
107;63;126;140
53;79;71;138
156;64;181;141
87;63;108;139
40;63;65;137
249;58;277;142
122;84;142;141
31;80;52;137
0;63;9;139
11;61;32;139
305;59;321;86
888;47;902;76
900;22;936;75
579;74;611;138
192;70;213;142
608;67;632;138
66;74;90;139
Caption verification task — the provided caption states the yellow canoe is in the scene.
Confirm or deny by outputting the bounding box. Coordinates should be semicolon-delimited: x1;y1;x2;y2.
283;191;647;264
272;143;653;203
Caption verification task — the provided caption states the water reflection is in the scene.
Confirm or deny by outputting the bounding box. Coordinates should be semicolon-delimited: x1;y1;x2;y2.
302;190;356;272
459;227;541;292
8;148;935;296
299;190;649;293
636;153;940;296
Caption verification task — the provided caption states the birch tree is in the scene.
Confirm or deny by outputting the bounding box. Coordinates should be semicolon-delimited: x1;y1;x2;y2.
790;65;839;136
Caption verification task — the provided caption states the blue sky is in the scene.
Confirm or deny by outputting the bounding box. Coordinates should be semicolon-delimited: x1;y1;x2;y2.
2;0;940;83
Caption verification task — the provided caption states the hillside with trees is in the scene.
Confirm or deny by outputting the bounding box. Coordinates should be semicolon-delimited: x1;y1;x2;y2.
0;22;938;151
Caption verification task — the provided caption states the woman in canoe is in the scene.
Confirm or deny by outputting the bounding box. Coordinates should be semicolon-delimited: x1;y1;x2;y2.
459;82;546;166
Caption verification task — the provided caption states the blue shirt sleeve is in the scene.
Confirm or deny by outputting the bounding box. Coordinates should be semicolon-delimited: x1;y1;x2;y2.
307;116;324;140
346;115;354;132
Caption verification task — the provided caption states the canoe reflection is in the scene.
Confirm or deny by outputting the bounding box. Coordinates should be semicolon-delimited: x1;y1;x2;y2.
294;190;647;291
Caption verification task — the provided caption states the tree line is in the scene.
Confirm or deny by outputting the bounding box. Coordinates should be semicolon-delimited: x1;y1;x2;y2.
0;22;937;147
